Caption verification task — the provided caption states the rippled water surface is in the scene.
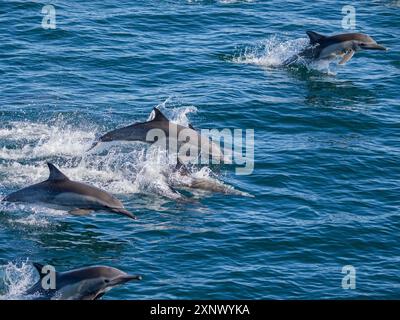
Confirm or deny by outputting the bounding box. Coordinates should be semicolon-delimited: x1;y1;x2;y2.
0;0;399;299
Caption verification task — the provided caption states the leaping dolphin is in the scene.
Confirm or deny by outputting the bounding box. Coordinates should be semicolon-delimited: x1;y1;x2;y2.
284;31;387;66
88;108;225;163
2;162;136;220
26;263;142;300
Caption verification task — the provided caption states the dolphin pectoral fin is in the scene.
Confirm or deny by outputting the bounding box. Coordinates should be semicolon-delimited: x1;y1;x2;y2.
339;49;355;65
94;292;105;300
69;209;93;216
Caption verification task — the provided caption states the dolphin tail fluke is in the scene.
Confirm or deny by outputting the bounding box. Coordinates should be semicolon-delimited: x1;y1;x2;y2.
86;140;100;152
176;157;190;176
111;208;137;220
282;55;299;66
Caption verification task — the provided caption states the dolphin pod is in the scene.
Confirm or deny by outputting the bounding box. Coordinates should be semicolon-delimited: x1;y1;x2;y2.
2;162;136;220
25;263;142;300
3;30;388;299
284;31;387;66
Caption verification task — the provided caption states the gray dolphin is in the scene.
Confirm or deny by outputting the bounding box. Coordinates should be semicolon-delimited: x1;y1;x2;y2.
26;263;141;300
88;108;225;163
171;174;252;197
2;162;136;220
284;31;387;66
169;160;253;197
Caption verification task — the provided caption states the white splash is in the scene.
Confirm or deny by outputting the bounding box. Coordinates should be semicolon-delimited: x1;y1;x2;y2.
0;201;65;228
0;120;95;161
0;260;36;300
233;36;309;68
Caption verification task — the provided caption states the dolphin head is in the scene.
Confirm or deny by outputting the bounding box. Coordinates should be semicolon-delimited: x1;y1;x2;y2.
91;266;142;292
350;33;387;51
27;264;142;300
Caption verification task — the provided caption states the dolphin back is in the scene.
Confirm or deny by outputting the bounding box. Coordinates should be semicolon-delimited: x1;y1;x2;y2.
101;122;156;142
2;182;50;203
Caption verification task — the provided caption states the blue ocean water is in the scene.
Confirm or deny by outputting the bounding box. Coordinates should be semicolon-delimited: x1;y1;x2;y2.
0;0;399;299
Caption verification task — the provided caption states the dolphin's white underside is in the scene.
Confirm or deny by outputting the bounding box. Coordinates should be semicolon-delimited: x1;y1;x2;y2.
10;192;116;212
50;279;111;300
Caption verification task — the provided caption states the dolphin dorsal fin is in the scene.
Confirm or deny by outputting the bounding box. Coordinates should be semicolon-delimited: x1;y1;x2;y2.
306;31;326;45
47;162;69;181
151;108;169;122
32;263;46;278
33;263;57;280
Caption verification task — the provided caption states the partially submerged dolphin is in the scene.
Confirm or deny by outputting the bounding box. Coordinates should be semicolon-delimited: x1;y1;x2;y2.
284;31;387;66
89;108;225;163
168;160;253;197
2;162;136;220
171;173;252;197
26;263;141;300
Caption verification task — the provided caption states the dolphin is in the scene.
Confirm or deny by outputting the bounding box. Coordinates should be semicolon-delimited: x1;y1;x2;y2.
284;31;387;66
88;108;225;163
171;174;252;197
169;160;253;197
25;263;142;300
2;162;136;220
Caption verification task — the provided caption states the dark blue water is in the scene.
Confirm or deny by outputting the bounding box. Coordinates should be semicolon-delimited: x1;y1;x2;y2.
0;0;399;299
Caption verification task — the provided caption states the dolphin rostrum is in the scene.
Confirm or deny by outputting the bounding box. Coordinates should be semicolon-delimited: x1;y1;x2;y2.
284;31;387;66
88;108;225;163
26;263;142;300
2;162;136;220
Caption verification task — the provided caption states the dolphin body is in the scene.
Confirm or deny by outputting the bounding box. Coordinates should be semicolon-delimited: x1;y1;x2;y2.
169;161;253;197
89;108;225;163
2;162;136;220
26;263;141;300
284;31;387;66
171;174;252;197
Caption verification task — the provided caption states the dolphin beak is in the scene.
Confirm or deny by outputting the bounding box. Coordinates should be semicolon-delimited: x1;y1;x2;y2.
364;43;387;51
110;274;142;286
111;208;137;220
